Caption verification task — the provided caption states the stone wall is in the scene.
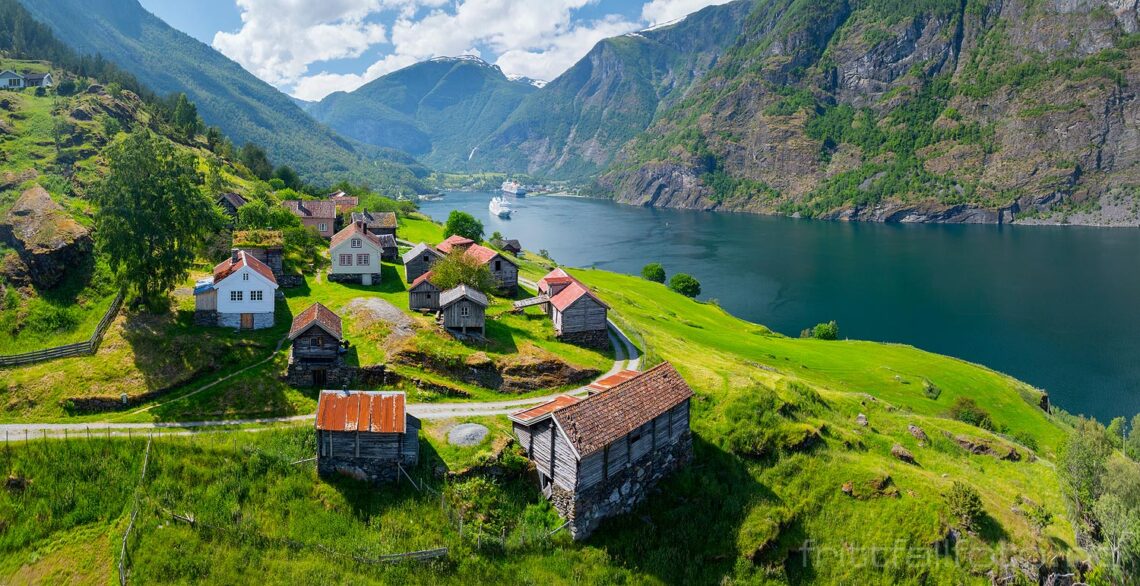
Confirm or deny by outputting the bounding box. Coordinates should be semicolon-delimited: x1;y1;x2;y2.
217;311;274;330
193;310;218;327
551;432;693;540
327;272;381;285
286;350;357;388
558;329;610;349
317;456;400;484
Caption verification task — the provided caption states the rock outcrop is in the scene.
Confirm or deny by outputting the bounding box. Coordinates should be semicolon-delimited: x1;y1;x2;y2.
0;185;92;289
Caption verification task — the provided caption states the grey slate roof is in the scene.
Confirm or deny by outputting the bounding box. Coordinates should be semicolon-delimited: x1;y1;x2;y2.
401;242;442;264
439;284;488;308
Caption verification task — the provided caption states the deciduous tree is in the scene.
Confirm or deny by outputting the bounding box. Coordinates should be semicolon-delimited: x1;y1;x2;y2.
444;210;484;242
642;262;666;283
431;252;496;294
669;273;701;297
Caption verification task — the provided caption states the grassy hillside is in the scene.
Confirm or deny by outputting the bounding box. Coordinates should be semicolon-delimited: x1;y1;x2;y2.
15;0;431;193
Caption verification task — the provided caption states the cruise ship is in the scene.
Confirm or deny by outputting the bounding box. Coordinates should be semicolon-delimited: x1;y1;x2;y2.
501;180;527;196
489;196;513;218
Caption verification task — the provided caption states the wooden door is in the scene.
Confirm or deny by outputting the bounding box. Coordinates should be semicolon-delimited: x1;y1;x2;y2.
240;313;253;329
312;369;327;388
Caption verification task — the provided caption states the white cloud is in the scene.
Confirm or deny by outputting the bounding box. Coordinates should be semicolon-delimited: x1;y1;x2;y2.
215;0;737;100
641;0;734;27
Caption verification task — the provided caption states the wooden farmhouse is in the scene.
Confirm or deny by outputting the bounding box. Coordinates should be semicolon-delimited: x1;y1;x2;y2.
283;200;337;238
351;210;397;238
408;271;442;312
328;221;384;285
193;250;279;330
519;268;609;348
437;236;519;296
216;192;248;219
316;390;420;484
509;362;694;540
287;303;354;388
1;70;53;89
402;242;442;283
439;284;488;336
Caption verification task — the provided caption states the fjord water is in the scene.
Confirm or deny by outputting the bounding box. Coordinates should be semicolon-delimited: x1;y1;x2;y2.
420;192;1140;421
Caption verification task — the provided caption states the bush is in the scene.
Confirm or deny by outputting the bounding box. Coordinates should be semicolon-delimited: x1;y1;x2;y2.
669;273;701;297
946;481;985;531
1012;431;1039;452
922;378;942;400
949;397;995;431
444;210;484;242
812;321;840;340
642;262;666;283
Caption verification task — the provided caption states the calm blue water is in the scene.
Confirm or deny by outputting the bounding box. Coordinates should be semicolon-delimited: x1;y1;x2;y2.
420;191;1140;421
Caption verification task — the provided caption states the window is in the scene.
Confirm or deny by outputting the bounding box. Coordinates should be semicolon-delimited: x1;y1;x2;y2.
230;290;243;302
357;253;369;266
495;260;501;271
351;238;361;248
339;254;353;266
310;336;323;348
460;305;470;317
6;78;19;88
318;223;328;232
423;254;430;262
250;290;263;302
242;273;249;281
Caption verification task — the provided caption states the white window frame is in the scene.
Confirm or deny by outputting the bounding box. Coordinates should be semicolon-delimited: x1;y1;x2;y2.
242;272;249;281
318;223;328;232
230;290;243;302
351;238;362;248
250;290;263;302
356;253;369;266
339;254;353;266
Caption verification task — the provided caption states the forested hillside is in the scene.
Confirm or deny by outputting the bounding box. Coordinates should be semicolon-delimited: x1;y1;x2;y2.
601;0;1140;224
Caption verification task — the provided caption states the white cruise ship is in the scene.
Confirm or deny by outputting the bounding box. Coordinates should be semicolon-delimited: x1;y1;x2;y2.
489;196;513;218
501;180;527;196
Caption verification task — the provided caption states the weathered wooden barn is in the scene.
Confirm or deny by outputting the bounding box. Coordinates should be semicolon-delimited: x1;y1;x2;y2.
536;268;575;315
402;242;442;283
287;303;354;388
408;271;442;312
549;280;610;348
316;390;420;484
509;362;694;539
465;243;519;296
439;284;488;336
216;192;247;219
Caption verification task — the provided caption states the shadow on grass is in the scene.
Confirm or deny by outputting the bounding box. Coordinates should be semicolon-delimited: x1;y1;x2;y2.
588;435;774;586
325;440;442;518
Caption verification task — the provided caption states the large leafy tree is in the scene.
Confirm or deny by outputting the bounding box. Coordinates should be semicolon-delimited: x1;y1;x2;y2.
95;131;218;309
443;210;484;242
431;252;496;294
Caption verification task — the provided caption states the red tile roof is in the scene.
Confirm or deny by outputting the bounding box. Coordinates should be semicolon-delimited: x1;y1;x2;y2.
213;250;278;286
465;243;505;266
538;268;570;288
410;270;439;289
510;395;582;424
330;221;383;250
549;280;609;312
283;199;337;219
330;195;359;210
436;234;474;253
289;302;342;340
586;370;639;394
317;390;406;433
552;363;693;457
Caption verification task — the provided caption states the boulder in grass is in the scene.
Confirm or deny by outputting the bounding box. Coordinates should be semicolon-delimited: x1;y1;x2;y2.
891;444;916;464
908;424;929;443
855;413;868;427
0;185;92;289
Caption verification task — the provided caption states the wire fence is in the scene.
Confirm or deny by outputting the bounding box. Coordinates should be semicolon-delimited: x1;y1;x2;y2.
0;292;123;367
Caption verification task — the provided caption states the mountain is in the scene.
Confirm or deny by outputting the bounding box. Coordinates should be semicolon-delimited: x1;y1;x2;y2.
308;56;538;171
472;0;754;178
602;0;1140;225
17;0;430;193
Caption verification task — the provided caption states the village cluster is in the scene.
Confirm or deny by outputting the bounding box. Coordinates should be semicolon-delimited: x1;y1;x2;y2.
192;190;695;539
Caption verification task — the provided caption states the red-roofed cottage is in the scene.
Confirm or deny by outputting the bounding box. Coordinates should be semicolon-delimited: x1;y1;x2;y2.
408;271;442;311
509;363;694;539
534;268;609;347
193;250;279;330
438;237;518;295
287;303;354;388
316;390;420;483
283;200;337;238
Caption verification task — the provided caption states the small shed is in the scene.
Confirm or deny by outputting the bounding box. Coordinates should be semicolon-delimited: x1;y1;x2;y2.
509;362;694;540
465;244;519;296
439;284;488;336
409;271;442;312
549;280;610;348
316;390;420;484
402;242;443;283
499;239;522;256
375;233;399;261
216;192;248;218
287;303;353;388
351;210;397;237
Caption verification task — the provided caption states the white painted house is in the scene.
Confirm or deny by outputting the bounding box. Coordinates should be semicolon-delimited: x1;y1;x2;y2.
194;251;279;330
328;221;384;285
1;70;53;89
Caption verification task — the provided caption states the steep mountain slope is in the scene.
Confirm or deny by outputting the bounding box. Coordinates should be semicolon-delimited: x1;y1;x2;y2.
473;0;754;178
17;0;429;192
308;56;537;171
602;0;1140;225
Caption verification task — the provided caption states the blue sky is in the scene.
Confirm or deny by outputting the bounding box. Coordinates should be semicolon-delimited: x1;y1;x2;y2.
138;0;732;101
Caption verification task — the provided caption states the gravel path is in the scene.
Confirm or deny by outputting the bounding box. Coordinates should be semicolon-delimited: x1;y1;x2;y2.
344;297;415;339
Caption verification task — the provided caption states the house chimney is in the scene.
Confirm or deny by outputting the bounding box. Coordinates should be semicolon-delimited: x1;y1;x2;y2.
232;249;241;262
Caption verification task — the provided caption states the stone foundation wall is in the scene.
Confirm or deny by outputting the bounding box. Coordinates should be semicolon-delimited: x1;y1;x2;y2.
552;432;693;540
558;329;610;349
217;311;275;330
317;456;400;484
193;310;218;327
327;272;381;285
278;274;304;288
286;351;357;388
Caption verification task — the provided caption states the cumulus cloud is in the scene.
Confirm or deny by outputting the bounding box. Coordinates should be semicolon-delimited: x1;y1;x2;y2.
214;0;736;100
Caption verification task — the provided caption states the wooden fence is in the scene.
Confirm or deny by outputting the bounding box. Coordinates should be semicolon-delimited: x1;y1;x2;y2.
0;292;123;367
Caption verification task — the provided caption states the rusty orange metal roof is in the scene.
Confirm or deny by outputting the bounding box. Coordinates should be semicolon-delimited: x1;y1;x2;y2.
586;370;639;394
316;390;406;433
509;395;581;424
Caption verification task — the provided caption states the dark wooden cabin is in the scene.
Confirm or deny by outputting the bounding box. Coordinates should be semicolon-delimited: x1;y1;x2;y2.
217;192;248;218
409;271;442;312
316;390;420;483
351;210;398;237
287;303;353;388
439;284;488;336
402;242;443;283
509;362;694;539
466;243;519;296
549;280;610;347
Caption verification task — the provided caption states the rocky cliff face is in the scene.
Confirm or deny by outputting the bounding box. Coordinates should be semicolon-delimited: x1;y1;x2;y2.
0;185;92;288
604;0;1140;225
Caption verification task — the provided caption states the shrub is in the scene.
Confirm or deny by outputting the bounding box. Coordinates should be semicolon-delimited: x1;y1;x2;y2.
444;210;484;242
642;262;666;283
811;321;839;340
946;481;985;531
1012;431;1039;452
669;273;701;297
922;378;942;400
949;397;995;431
